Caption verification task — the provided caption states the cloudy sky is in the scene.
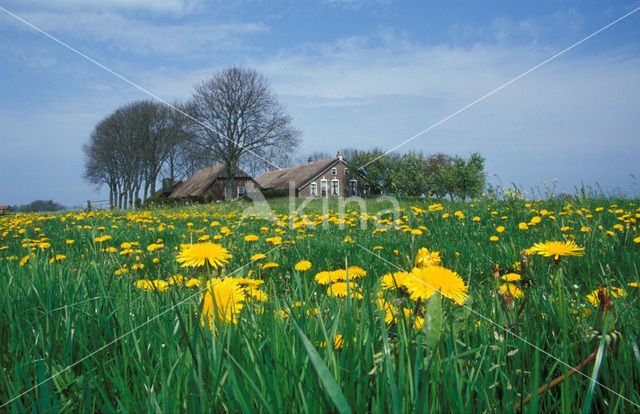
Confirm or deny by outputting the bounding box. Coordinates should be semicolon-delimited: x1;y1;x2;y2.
1;1;639;206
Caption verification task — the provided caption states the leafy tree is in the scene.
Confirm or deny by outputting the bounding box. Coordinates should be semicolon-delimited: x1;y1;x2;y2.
388;151;430;196
430;153;485;201
16;200;67;213
185;67;301;200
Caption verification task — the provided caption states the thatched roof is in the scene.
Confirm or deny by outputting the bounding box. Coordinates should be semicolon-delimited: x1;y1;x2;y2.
169;164;252;198
255;157;341;191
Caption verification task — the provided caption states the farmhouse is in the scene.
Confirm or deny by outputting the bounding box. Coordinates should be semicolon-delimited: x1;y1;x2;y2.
168;164;260;200
255;153;367;198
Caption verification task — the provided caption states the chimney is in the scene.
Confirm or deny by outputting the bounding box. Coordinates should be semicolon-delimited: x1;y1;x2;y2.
337;151;342;160
308;157;313;163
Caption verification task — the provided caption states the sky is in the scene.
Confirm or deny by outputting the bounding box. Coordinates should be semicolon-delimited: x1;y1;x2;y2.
1;0;639;207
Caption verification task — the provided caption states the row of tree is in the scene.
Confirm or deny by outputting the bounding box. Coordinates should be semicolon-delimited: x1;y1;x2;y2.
83;67;300;207
344;149;485;200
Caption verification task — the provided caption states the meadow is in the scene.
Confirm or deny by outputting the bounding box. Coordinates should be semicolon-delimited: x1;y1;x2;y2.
0;195;639;412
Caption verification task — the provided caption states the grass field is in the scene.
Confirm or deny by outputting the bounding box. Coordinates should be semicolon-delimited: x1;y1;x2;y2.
1;196;639;412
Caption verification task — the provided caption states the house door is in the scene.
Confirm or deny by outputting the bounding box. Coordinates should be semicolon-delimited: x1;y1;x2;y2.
321;180;328;198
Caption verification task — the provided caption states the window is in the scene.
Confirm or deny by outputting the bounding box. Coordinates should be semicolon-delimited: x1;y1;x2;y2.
331;179;339;196
237;186;245;197
349;180;358;196
332;167;337;175
310;182;317;196
321;179;328;197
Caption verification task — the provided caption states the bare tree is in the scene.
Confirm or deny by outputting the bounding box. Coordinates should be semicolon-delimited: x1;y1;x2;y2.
185;66;301;200
83;100;184;208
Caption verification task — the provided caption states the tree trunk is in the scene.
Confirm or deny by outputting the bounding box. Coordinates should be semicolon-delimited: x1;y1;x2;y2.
224;162;236;201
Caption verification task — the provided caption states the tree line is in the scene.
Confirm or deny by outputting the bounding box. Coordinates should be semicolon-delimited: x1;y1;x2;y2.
83;67;300;208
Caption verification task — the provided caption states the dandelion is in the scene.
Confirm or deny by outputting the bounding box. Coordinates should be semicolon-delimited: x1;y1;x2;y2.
586;286;626;307
501;273;521;282
518;222;528;230
201;278;245;326
66;239;75;244
315;271;332;285
496;226;505;233
261;262;279;270
334;335;344;350
176;242;231;268
244;234;259;242
347;266;366;278
499;283;523;299
49;254;66;263
404;265;468;304
489;236;499;242
381;271;409;290
414;247;441;268
294;260;312;271
528;240;585;261
94;235;112;243
146;243;164;252
251;253;266;261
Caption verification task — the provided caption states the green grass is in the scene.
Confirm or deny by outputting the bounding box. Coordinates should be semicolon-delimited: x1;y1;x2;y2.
0;196;639;412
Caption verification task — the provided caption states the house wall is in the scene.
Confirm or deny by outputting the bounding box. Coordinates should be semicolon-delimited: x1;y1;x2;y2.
298;161;366;198
205;178;259;200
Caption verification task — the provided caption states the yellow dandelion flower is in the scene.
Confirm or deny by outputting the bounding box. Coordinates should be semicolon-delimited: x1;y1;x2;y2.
404;265;468;304
373;245;383;250
176;242;231;268
201;278;245;326
66;239;75;244
244;234;259;242
499;283;523;299
294;260;312;271
347;266;366;278
330;269;347;282
528;240;585;261
489;236;499;242
147;243;164;252
245;286;268;301
251;253;267;261
501;273;521;282
315;271;332;285
334;334;344;350
496;226;505;233
414;247;441;268
381;271;409;290
261;262;279;270
94;235;112;243
518;222;528;230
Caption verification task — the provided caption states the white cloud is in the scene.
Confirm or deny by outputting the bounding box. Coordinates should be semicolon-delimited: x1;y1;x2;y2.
4;0;202;15
9;10;267;57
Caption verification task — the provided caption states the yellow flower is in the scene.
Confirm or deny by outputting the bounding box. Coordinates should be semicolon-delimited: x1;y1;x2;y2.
347;266;367;278
49;254;66;263
94;235;112;242
499;283;523;299
251;253;266;261
201;278;245;326
198;235;210;241
315;271;332;285
326;282;361;299
414;247;441;268
261;262;279;270
135;279;168;291
176;242;231;268
404;265;468;304
633;236;640;243
528;240;585;261
586;287;626;307
334;334;344;350
411;229;422;236
580;226;590;233
381;271;409;290
496;226;505;233
489;236;499;242
66;239;75;244
373;245;383;250
244;234;259;242
501;273;521;282
294;260;312;271
518;222;528;230
146;243;164;252
472;216;481;222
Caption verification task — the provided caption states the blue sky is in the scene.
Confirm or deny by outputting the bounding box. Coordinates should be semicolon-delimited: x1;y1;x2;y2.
1;0;639;206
